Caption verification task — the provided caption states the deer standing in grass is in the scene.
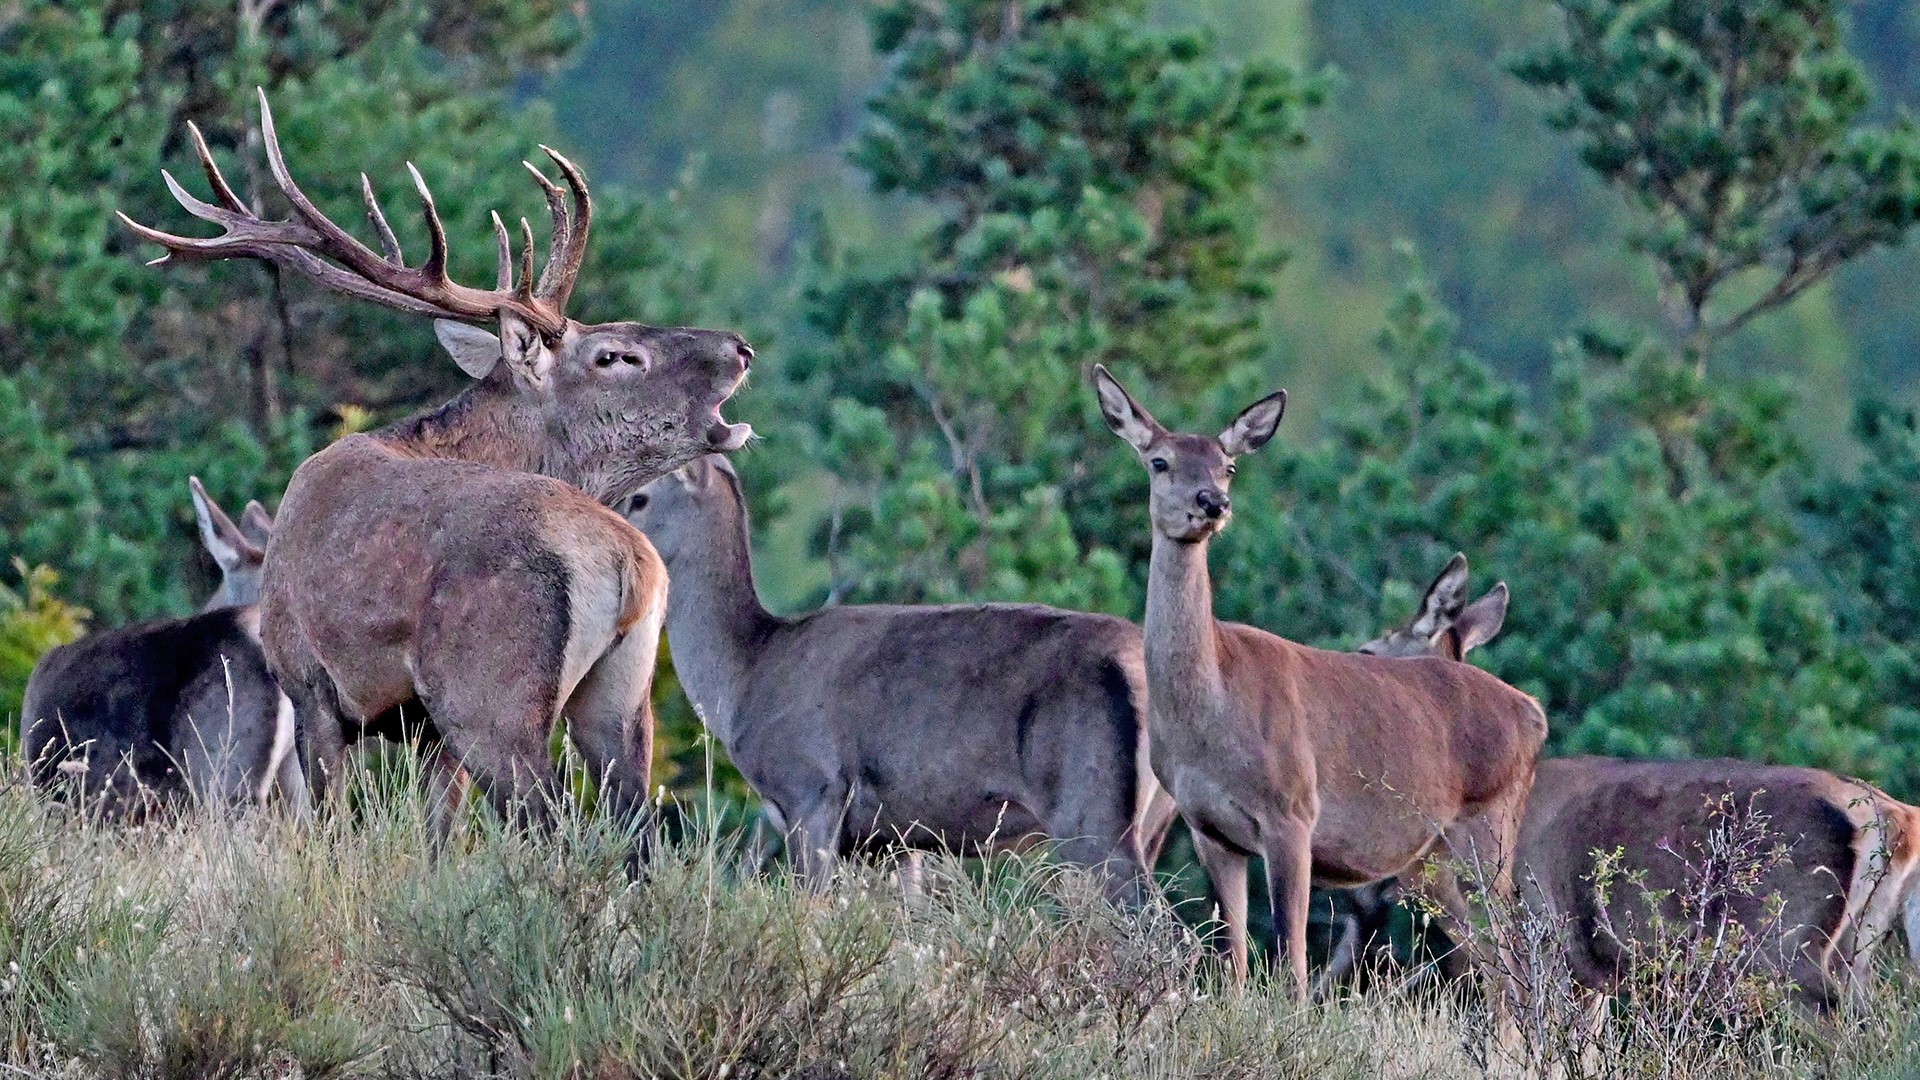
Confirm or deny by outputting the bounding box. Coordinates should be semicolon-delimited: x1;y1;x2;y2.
627;455;1165;902
1342;556;1920;1009
22;479;303;817
1092;365;1547;996
121;92;753;824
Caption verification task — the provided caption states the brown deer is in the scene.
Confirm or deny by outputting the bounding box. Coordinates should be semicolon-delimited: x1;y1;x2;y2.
120;92;753;823
1092;364;1548;996
22;478;303;817
626;455;1165;903
1343;556;1920;1009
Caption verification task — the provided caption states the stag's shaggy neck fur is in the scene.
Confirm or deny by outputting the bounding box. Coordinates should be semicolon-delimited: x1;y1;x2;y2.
377;378;545;476
648;466;780;745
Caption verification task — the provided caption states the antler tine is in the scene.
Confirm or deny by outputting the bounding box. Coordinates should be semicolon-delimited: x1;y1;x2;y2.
360;173;404;264
517;217;537;305
254;90;395;287
531;145;592;309
186;121;250;214
491;211;513;291
122;90;577;333
403;162;450;285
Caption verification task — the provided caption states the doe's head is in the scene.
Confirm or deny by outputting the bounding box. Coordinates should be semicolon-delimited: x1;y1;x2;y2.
1357;553;1509;661
189;476;273;611
1092;364;1286;543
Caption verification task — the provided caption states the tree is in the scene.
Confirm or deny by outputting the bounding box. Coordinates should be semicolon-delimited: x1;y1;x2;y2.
788;0;1323;611
1512;0;1920;369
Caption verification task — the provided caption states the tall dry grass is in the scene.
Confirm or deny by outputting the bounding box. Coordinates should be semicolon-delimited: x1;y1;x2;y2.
0;753;1915;1079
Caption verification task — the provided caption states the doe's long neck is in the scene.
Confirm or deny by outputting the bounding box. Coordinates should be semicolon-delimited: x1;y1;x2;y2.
1144;531;1227;715
654;471;779;746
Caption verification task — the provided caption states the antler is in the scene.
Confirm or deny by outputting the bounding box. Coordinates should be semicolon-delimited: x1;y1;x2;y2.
116;89;593;337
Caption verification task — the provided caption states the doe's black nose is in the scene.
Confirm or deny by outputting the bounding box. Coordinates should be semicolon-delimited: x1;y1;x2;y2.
1196;488;1230;519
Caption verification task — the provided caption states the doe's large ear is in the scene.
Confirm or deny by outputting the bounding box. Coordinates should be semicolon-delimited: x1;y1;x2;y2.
1218;389;1287;456
189;476;263;574
1407;552;1471;640
436;319;502;379
1092;364;1161;452
1454;582;1509;656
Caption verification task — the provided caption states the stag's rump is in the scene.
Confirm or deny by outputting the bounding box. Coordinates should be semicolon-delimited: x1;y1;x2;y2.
260;437;662;725
729;603;1147;852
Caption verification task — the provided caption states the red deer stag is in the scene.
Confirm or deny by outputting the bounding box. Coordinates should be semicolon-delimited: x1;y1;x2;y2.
1342;556;1920;1009
121;93;753;824
1092;365;1547;996
626;455;1165;902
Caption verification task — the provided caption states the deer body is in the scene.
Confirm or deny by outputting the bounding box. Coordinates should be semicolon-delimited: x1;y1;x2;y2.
630;457;1160;902
1520;756;1920;1007
22;480;303;817
124;94;752;821
1095;366;1546;994
1330;560;1920;1008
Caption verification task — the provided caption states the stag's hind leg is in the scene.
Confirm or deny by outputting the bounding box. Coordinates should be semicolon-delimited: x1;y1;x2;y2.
563;626;658;833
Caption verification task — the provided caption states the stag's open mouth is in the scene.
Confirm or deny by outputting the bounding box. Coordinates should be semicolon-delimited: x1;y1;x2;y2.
705;408;754;452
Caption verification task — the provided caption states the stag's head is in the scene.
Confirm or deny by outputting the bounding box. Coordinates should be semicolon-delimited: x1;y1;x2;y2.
1357;553;1509;661
121;92;753;500
1093;365;1286;543
189;476;273;611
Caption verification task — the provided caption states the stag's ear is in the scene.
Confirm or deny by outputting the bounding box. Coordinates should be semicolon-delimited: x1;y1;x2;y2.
189;476;263;575
497;312;558;387
238;500;274;547
1455;582;1509;656
435;319;502;379
1219;390;1287;456
1093;365;1160;452
1408;552;1471;640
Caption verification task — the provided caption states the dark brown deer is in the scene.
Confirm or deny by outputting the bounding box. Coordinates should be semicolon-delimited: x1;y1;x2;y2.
21;478;303;817
1092;365;1548;997
1341;557;1920;1009
626;455;1165;903
121;93;753;823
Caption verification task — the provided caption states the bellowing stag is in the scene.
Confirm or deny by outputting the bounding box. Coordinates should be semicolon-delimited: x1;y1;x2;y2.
121;93;753;824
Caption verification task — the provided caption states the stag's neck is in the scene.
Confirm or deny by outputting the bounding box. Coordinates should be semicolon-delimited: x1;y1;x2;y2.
657;490;780;748
1144;533;1226;719
373;378;548;477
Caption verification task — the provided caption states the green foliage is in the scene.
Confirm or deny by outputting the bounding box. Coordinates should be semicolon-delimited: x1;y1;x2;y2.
791;0;1323;609
1513;0;1920;360
0;561;88;739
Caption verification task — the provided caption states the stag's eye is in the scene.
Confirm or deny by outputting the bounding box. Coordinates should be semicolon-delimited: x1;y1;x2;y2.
596;350;622;368
1149;457;1169;473
1224;463;1237;477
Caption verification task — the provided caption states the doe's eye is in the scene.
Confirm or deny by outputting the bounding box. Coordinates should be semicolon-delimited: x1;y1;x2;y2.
1225;463;1237;477
1149;457;1169;473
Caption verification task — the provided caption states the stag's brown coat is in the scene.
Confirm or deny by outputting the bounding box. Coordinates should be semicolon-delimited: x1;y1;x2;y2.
122;93;753;820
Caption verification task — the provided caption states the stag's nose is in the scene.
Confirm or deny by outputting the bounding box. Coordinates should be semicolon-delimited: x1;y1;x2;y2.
733;336;754;370
1195;488;1230;519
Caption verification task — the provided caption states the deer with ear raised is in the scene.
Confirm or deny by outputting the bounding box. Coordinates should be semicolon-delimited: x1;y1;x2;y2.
22;478;304;818
1092;364;1547;997
121;93;754;824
